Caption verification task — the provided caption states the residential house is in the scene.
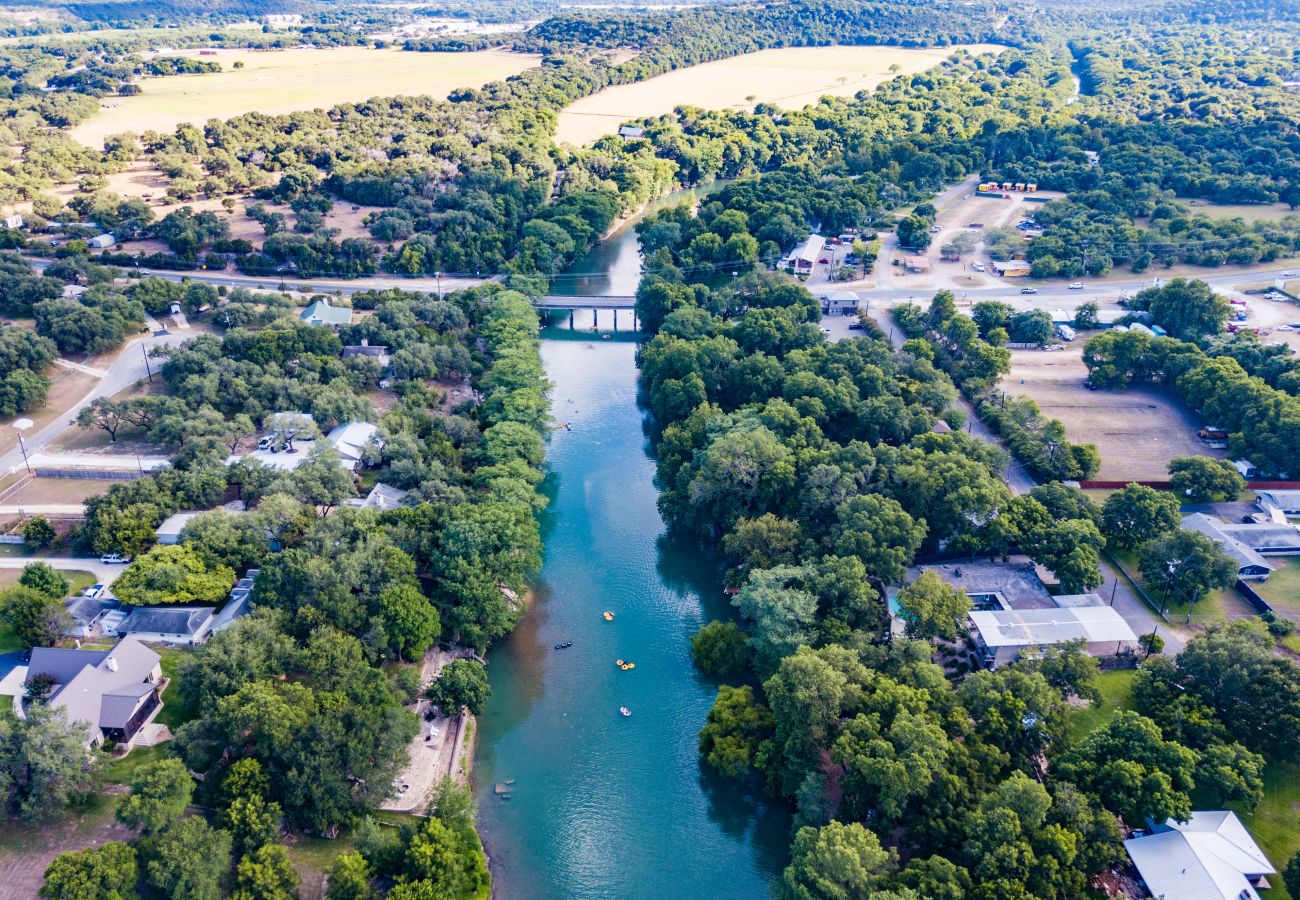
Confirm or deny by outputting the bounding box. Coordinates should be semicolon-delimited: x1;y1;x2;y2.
27;638;162;747
1181;513;1277;580
970;606;1136;668
618;125;645;139
300;298;353;328
1124;811;1275;900
342;341;391;368
349;483;411;511
327;421;381;471
1257;489;1300;516
110;606;215;645
62;594;122;638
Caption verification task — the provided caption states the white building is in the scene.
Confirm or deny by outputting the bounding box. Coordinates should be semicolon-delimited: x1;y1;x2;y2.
970;606;1136;668
819;291;860;316
785;234;825;273
327;421;381;470
1124;811;1275;900
88;233;116;249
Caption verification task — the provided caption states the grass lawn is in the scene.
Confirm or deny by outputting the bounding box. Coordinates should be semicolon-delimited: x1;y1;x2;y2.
1066;669;1138;743
0;623;22;654
1232;761;1300;899
98;742;173;786
1111;550;1256;626
153;646;193;732
1255;558;1300;623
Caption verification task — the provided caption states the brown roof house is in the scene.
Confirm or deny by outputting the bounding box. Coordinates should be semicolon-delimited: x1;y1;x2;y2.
26;637;163;747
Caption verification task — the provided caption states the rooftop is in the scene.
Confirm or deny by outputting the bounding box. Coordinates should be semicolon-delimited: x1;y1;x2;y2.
970;606;1137;648
1182;513;1276;572
915;561;1056;610
118;606;214;638
300;299;353;326
327;421;380;462
1125;811;1274;900
28;638;161;744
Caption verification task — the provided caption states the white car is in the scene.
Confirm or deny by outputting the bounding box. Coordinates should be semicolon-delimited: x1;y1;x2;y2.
83;583;105;599
929;225;942;233
100;553;130;565
1068;282;1085;290
972;262;986;272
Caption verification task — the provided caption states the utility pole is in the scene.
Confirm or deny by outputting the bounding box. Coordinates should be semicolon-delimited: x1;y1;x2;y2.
142;342;153;383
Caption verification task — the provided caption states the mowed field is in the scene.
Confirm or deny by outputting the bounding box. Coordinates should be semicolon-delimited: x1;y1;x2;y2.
71;46;542;147
555;43;1004;146
1001;345;1224;481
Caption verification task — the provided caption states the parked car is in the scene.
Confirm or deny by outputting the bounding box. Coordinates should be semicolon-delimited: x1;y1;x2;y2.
818;258;830;264
848;321;864;330
967;222;985;229
1020;287;1039;294
972;262;986;272
1044;344;1066;351
83;583;105;599
1083;381;1098;391
100;553;130;565
1068;282;1085;290
929;225;942;233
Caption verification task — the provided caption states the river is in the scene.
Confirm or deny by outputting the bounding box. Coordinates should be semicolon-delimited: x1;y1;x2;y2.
473;189;791;899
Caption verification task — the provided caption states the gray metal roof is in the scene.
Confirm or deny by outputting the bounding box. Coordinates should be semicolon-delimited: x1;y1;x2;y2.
28;646;109;684
40;638;160;744
1181;514;1276;573
119;606;214;636
62;595;120;626
100;681;156;729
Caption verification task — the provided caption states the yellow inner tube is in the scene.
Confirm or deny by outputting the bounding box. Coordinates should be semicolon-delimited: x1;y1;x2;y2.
615;659;625;667
621;662;635;670
603;612;614;621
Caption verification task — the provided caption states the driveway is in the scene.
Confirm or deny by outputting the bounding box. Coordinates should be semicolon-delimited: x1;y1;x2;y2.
0;556;126;588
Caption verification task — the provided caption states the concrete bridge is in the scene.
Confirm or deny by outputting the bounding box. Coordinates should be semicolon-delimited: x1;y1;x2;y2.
536;295;636;309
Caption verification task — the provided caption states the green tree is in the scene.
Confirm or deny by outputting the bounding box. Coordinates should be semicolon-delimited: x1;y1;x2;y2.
777;821;896;900
1283;852;1300;899
1142;278;1230;341
1168;456;1245;503
722;514;806;572
1194;740;1265;810
733;566;819;669
40;842;137;900
896;571;971;642
224;794;283;857
1018;516;1105;593
0;585;72;648
22;516;56;550
18;562;70;599
325;852;376;900
181;510;269;572
0;705;100;820
1138;530;1238;608
141;817;232;900
117;757;194;835
690;620;750;677
231;843;299;900
1057;711;1198;825
698;684;774;777
1027;638;1102;704
426;659;490;716
111;544;235;606
377;583;440;661
831;494;926;584
1102;484;1181;550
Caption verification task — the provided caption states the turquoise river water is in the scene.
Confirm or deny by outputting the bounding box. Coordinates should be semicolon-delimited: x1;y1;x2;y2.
473;193;791;899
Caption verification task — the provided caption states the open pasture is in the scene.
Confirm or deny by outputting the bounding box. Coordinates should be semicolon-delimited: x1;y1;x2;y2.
70;45;541;147
1001;345;1224;482
555;43;1003;146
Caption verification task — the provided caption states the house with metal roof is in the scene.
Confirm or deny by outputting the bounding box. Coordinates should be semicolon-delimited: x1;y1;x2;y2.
819;291;861;316
110;606;215;645
1124;811;1275;900
969;606;1137;668
1257;489;1300;516
300;298;353;328
327;421;381;470
1181;513;1276;580
785;234;825;273
26;638;162;747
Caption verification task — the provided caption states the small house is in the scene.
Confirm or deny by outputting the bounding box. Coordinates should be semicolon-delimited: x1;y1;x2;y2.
991;260;1032;277
326;421;381;470
88;233;116;249
2;215;24;230
299;299;353;328
1124;811;1274;900
618;125;645;139
342;341;391;368
27;638;162;747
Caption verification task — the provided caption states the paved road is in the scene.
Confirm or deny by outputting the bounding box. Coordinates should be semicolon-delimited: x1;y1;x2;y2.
0;555;124;587
862;302;1187;653
0;328;187;477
